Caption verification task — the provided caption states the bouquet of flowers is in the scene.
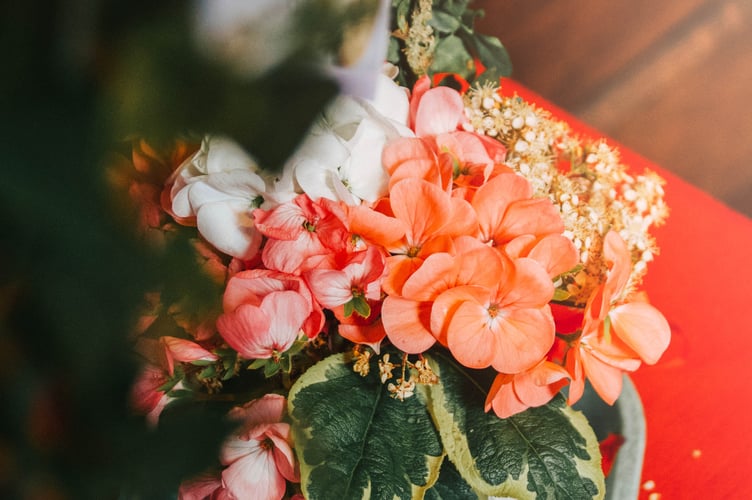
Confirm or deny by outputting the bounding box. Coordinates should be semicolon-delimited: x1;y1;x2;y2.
117;1;671;499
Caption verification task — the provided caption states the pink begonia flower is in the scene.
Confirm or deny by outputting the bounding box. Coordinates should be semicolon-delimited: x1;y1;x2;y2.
216;290;310;359
254;194;351;275
222;269;324;338
167;136;295;260
291;71;412;205
220;395;299;500
178;471;224;500
306;245;385;309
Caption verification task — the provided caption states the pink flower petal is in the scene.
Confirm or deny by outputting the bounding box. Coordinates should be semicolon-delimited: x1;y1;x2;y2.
216;304;273;359
221;447;286;500
413;86;465;136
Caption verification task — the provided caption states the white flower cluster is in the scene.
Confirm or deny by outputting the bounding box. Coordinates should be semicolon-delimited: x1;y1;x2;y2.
168;70;411;260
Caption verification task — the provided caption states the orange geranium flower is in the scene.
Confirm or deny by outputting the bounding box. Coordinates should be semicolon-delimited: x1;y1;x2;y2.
349;178;477;296
471;172;565;246
432;253;556;373
381;237;504;353
567;231;671;404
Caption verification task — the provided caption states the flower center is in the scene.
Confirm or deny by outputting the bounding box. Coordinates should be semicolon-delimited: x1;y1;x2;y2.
260;437;274;451
302;215;320;232
487;303;500;318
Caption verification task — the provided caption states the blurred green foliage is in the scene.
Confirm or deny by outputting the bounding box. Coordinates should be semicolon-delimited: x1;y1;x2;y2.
0;0;347;498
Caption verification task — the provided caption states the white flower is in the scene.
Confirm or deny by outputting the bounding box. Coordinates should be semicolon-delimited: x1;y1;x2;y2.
193;0;392;101
290;72;412;205
168;136;292;259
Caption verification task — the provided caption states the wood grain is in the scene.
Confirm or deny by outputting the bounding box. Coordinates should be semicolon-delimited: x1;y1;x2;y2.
474;0;752;217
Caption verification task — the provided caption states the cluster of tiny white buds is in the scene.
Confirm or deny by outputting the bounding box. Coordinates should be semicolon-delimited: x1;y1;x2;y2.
462;82;668;304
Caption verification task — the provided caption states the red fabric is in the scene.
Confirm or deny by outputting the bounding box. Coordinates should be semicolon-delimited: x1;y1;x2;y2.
501;79;752;498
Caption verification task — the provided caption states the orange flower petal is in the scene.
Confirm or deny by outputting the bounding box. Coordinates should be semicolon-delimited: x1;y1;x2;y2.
514;360;570;407
446;300;497;369
489;307;555;373
580;348;625;405
498;257;554;309
609;301;671;365
472;173;532;242
431;285;490;346
381;296;436;353
528;234;580;278
494;197;564;243
602;230;631;302
485;373;528;418
401;253;457;301
389;178;454;245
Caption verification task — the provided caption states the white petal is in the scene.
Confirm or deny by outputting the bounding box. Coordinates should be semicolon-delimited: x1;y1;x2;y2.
342;119;390;202
204;170;267;198
204;136;259;174
196;200;262;259
369;73;411;126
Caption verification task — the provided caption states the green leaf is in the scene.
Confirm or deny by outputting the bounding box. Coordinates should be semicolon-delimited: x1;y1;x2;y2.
288;353;444;500
470;33;513;84
437;0;471;17
428;10;461;33
424;351;605;500
393;0;412;33
428;35;475;80
198;364;217;379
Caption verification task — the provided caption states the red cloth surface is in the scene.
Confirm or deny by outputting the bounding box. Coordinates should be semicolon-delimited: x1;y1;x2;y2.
502;79;752;498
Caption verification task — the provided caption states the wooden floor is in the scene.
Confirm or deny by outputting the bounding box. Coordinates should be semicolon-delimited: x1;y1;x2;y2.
475;0;752;218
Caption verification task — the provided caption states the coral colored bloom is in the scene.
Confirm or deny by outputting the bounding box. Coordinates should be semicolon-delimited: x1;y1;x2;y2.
350;178;477;296
382;137;452;191
568;231;671;404
471;172;565;246
433;256;556;373
130;364;180;427
178;471;223;500
485;360;571;418
219;395;299;500
160;336;218;376
381;237;504;353
434;131;510;188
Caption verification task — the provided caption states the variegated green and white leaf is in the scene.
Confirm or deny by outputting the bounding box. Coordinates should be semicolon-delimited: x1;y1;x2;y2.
424;351;605;500
288;353;444;500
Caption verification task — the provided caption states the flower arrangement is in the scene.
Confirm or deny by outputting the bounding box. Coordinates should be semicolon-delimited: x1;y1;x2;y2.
118;1;671;499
